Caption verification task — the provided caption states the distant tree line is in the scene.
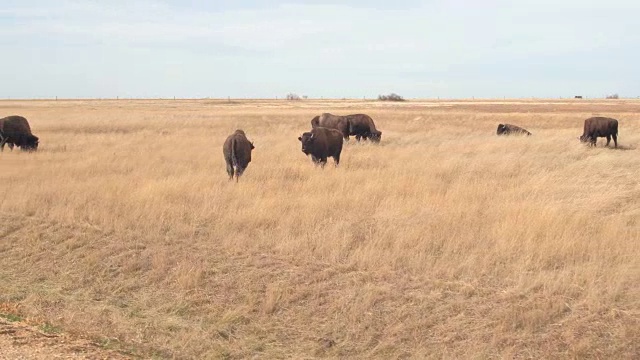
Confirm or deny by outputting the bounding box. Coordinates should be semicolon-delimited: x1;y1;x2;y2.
378;93;405;101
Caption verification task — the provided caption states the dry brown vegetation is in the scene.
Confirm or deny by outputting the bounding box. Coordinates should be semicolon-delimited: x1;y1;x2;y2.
0;99;639;359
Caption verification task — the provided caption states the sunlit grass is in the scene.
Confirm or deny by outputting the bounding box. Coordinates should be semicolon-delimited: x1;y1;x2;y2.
0;99;638;358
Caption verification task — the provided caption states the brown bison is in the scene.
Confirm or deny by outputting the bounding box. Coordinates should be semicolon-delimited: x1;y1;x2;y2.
496;123;532;136
223;129;254;182
0;115;39;151
311;113;350;140
298;127;343;167
346;114;382;142
311;113;382;142
579;117;618;147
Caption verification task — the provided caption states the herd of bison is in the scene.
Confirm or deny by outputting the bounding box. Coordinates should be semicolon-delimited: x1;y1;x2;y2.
0;113;622;182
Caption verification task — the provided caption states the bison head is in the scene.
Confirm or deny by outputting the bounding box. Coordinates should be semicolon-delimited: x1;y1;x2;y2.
496;124;507;135
19;135;39;151
298;132;315;154
370;130;382;143
578;135;591;143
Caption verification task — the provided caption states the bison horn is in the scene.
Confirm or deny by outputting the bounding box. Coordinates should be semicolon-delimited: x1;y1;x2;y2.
310;133;315;139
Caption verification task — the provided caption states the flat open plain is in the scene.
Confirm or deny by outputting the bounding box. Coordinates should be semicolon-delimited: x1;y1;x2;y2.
0;99;639;358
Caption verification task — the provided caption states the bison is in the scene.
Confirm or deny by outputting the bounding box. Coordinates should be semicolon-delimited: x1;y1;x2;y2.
346;114;382;142
298;127;343;167
579;117;618;147
311;113;350;141
0;115;39;151
496;123;532;136
223;129;254;182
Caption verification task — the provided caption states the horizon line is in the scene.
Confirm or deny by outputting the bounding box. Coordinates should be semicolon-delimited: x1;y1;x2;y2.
0;96;636;101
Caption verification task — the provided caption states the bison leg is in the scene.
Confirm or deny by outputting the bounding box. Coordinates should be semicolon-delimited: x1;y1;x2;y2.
0;136;6;151
333;154;340;167
319;157;328;168
355;135;361;142
226;162;234;180
0;142;13;152
612;133;618;148
606;135;611;147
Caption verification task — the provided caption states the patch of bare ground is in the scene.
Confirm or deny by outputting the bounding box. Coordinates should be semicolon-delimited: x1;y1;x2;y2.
0;305;131;359
0;99;639;358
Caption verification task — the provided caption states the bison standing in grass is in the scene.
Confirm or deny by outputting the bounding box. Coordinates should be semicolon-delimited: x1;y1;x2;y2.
579;117;618;147
312;113;382;142
298;127;343;168
0;115;39;151
496;123;532;136
311;113;350;141
223;130;254;182
346;114;382;142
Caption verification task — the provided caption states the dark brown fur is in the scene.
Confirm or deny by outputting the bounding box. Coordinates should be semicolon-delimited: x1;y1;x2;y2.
311;113;350;140
346;114;382;142
496;123;531;136
223;129;254;182
0;115;39;151
298;127;344;167
579;117;618;147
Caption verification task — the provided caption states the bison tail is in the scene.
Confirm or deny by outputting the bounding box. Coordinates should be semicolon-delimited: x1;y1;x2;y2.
311;116;320;128
230;137;238;168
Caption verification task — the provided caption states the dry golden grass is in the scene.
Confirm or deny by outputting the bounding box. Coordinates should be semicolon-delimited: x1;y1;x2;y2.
0;99;639;359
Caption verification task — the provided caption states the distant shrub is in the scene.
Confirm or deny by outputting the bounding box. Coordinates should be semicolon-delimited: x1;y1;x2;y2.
378;93;405;101
606;93;619;99
286;93;301;100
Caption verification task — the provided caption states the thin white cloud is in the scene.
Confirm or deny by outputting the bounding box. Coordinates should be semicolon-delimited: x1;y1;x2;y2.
3;1;634;54
0;0;638;98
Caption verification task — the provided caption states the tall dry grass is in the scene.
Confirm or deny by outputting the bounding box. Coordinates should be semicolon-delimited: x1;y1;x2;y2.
0;99;639;358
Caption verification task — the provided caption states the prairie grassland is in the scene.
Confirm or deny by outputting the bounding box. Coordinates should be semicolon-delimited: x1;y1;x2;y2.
0;99;639;358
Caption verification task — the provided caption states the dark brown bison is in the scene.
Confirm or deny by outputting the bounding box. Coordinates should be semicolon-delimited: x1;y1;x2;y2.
579;117;618;147
496;123;532;136
298;127;343;167
346;114;382;142
223;129;254;182
0;115;39;151
311;113;350;140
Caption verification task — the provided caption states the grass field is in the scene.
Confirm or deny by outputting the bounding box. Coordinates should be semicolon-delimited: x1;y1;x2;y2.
0;99;639;358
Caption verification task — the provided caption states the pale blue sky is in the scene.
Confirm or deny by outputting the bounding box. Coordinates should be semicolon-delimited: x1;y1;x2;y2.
1;1;638;99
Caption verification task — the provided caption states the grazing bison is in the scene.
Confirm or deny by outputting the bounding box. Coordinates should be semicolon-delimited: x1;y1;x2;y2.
579;117;618;147
223;129;254;182
496;123;532;136
0;115;39;151
311;113;350;140
298;127;343;167
346;114;382;142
